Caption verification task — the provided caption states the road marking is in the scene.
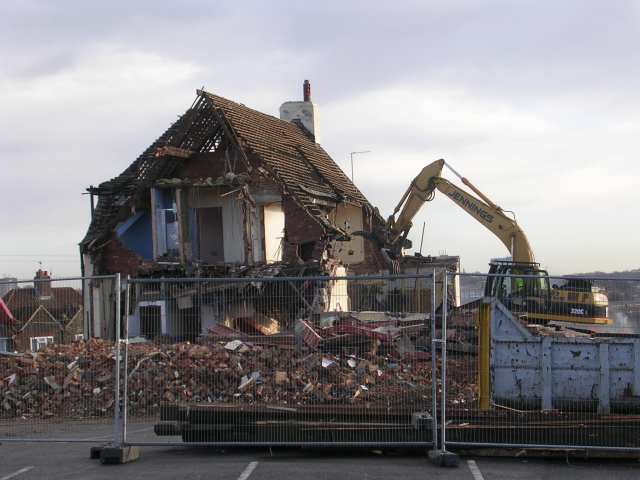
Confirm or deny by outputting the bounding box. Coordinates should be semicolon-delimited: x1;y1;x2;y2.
76;425;154;441
467;460;485;480
126;426;154;435
0;466;34;480
237;461;258;480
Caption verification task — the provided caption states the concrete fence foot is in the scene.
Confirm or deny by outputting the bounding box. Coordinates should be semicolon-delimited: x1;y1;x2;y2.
428;449;459;467
90;445;141;464
89;446;105;459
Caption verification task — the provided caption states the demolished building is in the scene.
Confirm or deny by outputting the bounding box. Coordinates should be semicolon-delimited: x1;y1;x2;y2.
80;82;459;340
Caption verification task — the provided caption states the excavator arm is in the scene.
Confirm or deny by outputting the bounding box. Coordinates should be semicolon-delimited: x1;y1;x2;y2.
432;176;535;263
379;158;610;326
386;159;535;263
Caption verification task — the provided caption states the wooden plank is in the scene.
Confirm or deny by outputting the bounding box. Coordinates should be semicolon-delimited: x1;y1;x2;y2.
155;145;193;158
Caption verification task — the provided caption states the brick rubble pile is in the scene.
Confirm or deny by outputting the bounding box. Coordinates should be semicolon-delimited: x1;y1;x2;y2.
1;337;476;419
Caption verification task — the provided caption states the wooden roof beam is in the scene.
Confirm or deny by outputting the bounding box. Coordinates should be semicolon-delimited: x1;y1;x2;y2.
155;146;193;159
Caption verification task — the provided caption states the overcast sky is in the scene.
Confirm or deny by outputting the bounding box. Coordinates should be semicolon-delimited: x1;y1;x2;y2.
1;0;639;280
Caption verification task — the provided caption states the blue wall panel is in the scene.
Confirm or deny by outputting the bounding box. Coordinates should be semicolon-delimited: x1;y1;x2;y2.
116;212;153;260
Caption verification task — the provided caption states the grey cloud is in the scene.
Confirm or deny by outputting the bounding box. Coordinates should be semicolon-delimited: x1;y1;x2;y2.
3;1;638;97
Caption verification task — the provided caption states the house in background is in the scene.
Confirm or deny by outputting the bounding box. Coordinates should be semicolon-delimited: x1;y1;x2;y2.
0;298;16;352
2;270;83;352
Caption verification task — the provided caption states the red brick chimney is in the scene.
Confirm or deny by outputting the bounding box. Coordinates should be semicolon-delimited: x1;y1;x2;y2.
303;79;311;102
34;269;52;299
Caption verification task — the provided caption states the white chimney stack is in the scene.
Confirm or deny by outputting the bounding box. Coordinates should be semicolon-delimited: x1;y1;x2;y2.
279;79;320;143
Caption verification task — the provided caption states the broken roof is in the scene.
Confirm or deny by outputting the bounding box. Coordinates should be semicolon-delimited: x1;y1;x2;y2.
82;89;380;250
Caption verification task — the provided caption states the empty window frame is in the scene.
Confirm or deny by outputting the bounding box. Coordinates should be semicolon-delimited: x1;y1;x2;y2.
153;188;179;258
30;336;54;352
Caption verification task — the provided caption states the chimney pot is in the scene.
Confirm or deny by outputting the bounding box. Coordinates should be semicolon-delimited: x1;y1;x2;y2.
303;80;311;102
34;269;52;298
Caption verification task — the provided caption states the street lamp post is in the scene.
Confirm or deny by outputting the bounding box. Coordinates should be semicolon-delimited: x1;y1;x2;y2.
349;150;371;183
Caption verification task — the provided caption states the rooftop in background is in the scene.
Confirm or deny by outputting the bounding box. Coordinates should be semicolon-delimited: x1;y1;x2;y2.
2;270;82;328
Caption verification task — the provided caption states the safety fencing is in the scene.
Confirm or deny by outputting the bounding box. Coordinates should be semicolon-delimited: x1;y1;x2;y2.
444;271;640;452
121;273;443;447
3;270;640;454
0;274;120;443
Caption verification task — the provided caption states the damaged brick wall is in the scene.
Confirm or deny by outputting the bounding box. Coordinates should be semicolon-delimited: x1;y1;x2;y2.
281;197;387;274
282;196;327;263
100;234;143;277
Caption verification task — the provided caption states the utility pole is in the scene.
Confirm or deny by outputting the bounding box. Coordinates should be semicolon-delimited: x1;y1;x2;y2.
349;150;371;183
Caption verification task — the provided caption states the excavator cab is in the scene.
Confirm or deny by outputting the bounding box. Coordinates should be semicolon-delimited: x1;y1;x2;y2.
484;261;550;318
485;260;610;325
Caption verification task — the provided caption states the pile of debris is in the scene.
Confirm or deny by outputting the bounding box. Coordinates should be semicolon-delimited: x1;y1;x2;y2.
296;312;429;358
0;339;117;418
1;331;477;420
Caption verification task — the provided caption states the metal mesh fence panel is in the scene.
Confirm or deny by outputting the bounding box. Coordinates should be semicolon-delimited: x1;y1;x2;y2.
124;273;438;447
0;275;119;443
444;271;640;451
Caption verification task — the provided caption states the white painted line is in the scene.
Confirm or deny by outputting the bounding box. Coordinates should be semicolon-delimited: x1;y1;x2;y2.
467;460;485;480
0;466;34;480
76;425;153;440
237;461;259;480
126;426;154;435
78;434;111;441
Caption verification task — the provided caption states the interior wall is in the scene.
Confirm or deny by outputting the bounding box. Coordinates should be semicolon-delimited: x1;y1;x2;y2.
250;206;265;263
151;188;179;258
328;265;350;311
331;204;365;265
197;207;225;263
264;203;285;263
252;181;282;263
187;189;245;263
116;212;153;260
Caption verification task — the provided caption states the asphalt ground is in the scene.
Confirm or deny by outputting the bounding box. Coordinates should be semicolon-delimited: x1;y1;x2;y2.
2;423;640;479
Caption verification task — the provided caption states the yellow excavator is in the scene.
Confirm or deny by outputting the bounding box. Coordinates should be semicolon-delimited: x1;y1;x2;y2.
375;158;610;325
